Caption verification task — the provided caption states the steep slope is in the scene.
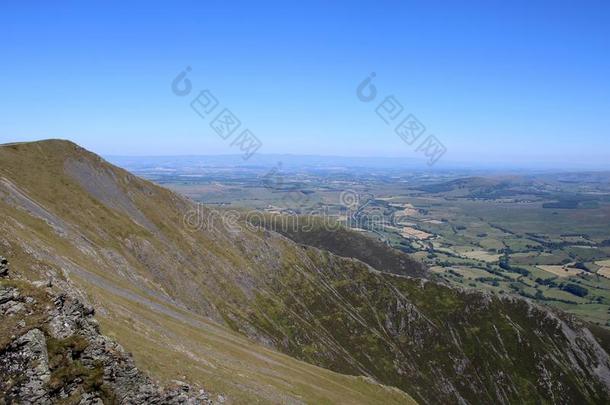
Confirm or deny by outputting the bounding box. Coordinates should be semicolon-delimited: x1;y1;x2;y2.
0;139;609;404
0;140;415;404
243;252;610;403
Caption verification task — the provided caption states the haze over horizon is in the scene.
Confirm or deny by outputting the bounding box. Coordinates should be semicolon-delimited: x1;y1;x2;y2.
2;1;609;166
103;150;610;171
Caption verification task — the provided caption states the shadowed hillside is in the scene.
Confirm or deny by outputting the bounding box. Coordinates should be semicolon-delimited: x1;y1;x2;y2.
246;214;428;278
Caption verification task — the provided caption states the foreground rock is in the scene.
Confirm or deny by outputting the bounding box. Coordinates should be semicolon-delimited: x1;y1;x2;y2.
0;257;8;277
0;258;214;404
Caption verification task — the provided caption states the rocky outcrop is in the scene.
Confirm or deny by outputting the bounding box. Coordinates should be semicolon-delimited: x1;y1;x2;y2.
0;258;214;404
0;257;8;277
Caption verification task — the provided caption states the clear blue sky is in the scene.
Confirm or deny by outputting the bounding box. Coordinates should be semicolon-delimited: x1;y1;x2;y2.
1;1;609;167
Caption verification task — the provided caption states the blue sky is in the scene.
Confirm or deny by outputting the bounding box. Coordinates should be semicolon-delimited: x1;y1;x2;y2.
1;1;609;167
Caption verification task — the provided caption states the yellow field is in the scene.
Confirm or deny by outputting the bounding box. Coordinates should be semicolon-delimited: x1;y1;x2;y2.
401;226;433;240
403;208;419;216
597;267;610;278
461;250;501;263
394;221;417;227
596;260;610;278
452;266;495;279
388;202;419;217
537;265;584;277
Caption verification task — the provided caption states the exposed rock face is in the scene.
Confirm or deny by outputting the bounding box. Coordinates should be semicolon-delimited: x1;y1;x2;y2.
0;260;213;404
0;257;8;277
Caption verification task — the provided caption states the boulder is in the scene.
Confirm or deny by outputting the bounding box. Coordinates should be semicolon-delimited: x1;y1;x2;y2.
0;281;216;404
0;256;8;277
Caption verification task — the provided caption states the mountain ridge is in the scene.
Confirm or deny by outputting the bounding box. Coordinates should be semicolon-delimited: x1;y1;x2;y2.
1;139;610;403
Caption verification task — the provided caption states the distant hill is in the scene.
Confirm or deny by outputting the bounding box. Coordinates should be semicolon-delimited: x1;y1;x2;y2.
1;139;610;404
416;176;547;200
418;176;521;193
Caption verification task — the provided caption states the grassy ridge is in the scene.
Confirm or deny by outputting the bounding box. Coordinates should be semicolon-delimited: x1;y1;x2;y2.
1;140;609;404
0;140;416;404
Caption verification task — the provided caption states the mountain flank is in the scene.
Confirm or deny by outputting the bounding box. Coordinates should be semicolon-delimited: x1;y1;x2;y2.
0;139;416;404
0;139;609;403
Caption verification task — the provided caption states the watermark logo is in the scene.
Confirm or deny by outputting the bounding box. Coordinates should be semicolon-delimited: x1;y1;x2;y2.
171;66;193;96
261;161;284;189
356;72;378;102
395;114;426;146
171;66;262;160
356;73;446;166
340;190;360;210
191;90;219;119
415;134;447;166
182;192;396;245
231;129;263;160
210;108;241;139
375;95;404;124
338;189;393;243
183;203;341;234
183;202;206;232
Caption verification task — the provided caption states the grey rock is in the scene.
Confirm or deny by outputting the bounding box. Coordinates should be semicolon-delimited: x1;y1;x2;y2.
0;286;24;316
2;300;25;316
0;282;216;404
0;256;8;277
0;328;51;404
0;286;19;305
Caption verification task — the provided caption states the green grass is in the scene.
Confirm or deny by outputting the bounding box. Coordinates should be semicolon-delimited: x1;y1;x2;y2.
91;281;415;405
